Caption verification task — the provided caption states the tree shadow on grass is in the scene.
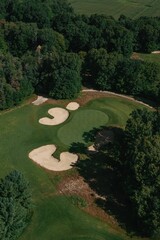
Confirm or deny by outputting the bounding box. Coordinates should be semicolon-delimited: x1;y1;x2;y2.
69;142;87;154
82;127;102;143
75;126;139;237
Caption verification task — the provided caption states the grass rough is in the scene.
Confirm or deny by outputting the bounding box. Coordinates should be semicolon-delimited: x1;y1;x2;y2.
69;0;160;18
0;96;149;240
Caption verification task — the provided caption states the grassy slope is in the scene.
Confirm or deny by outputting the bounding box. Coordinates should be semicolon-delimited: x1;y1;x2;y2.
69;0;160;18
136;53;160;66
0;97;148;240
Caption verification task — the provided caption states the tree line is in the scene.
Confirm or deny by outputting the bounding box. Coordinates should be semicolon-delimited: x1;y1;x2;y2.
90;109;160;238
0;0;160;110
0;21;160;109
123;109;160;238
0;0;160;53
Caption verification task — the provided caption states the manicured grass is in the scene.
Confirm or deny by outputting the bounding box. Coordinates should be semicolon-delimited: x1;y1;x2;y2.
137;53;160;66
21;196;123;240
69;0;160;18
0;96;149;240
58;109;109;145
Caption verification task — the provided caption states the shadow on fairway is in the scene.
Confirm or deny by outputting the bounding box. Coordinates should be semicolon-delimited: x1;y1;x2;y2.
74;126;140;237
69;142;87;154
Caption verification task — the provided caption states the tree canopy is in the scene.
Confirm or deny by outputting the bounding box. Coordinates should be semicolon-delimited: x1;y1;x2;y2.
0;171;32;240
123;109;160;237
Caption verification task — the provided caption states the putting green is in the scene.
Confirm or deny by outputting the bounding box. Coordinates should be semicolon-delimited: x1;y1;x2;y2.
0;96;150;240
58;109;109;146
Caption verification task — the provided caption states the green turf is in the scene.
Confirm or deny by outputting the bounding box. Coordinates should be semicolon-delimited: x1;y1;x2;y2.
69;0;160;18
0;96;149;240
137;53;160;66
58;109;109;145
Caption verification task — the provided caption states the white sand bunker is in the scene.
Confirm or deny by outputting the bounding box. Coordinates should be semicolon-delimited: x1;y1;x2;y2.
32;96;48;105
66;102;80;111
88;145;96;152
39;107;69;125
152;51;160;54
29;145;78;171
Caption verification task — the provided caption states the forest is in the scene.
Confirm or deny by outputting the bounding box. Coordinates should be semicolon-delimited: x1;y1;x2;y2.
0;0;160;109
0;0;160;239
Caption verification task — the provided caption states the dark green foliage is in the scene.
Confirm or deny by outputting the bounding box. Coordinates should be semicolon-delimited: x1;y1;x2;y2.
0;32;8;53
0;0;160;54
0;53;34;109
38;51;82;99
37;28;66;53
49;68;81;99
114;59;142;94
141;61;160;100
114;58;160;100
123;109;160;237
89;15;133;56
85;48;122;90
83;48;160;101
0;0;159;110
2;21;38;57
0;171;32;240
21;54;39;88
20;0;53;28
134;17;160;53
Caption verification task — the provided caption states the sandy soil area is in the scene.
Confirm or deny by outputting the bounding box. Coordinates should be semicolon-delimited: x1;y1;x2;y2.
29;145;78;171
152;51;160;54
39;107;69;125
66;102;80;110
32;96;48;105
88;145;96;151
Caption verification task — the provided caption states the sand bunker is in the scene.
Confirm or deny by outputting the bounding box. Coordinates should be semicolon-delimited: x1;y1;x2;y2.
152;51;160;54
29;145;78;171
88;145;96;151
39;107;69;125
66;102;80;111
32;96;48;105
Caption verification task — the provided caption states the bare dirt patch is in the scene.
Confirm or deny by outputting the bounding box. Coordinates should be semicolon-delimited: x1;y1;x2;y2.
57;175;119;228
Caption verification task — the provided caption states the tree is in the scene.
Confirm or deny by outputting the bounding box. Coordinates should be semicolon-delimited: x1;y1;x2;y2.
104;24;133;57
0;170;32;240
37;28;66;53
0;32;8;53
38;51;82;98
85;48;122;90
2;21;38;57
141;61;160;100
114;58;144;94
123;109;160;237
134;17;160;53
0;53;34;110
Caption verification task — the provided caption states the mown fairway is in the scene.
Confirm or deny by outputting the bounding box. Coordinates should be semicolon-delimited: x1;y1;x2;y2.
0;95;149;240
69;0;160;18
136;53;160;66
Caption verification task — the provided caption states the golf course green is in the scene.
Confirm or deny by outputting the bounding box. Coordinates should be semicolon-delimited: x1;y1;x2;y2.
58;109;109;145
0;94;150;240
